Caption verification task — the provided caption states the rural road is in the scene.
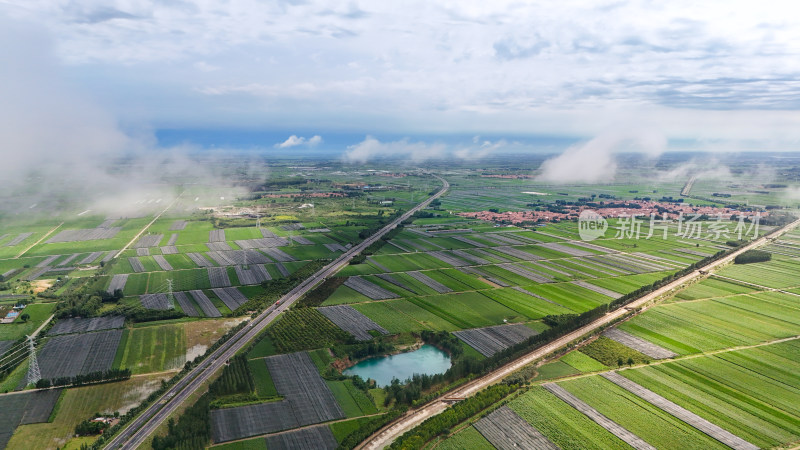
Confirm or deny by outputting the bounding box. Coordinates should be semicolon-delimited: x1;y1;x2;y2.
104;174;449;449
357;217;800;449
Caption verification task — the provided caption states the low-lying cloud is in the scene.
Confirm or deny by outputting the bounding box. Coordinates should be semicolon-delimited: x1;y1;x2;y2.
341;136;507;164
536;131;667;184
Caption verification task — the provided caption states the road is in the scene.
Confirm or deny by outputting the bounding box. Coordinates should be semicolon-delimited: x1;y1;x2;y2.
113;192;185;260
357;217;800;449
15;222;63;259
104;175;449;450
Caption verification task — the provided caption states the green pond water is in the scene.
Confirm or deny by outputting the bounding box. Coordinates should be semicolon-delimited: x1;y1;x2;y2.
343;344;451;387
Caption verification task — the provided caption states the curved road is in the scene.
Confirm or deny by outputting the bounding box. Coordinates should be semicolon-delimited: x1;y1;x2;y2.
357;218;800;449
104;175;449;450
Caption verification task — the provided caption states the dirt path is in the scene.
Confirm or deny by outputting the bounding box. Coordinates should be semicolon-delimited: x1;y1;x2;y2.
358;218;800;449
114;192;184;260
15;222;63;258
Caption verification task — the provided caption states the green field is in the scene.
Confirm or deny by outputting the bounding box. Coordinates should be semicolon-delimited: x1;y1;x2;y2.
0;303;55;341
118;324;187;374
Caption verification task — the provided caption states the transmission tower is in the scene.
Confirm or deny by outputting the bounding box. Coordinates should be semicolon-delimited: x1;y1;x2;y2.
166;279;175;309
26;335;40;386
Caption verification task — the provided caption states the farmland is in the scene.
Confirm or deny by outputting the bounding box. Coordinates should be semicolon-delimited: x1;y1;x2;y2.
2;156;798;450
422;209;800;450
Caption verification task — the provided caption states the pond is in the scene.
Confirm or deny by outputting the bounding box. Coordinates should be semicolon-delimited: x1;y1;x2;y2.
343;344;452;387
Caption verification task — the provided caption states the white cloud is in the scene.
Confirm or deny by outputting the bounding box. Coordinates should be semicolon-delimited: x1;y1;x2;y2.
3;1;800;145
275;135;323;148
537;131;667;184
342;136;508;163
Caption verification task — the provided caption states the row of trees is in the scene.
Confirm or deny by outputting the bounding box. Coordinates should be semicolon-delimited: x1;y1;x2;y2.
35;368;131;389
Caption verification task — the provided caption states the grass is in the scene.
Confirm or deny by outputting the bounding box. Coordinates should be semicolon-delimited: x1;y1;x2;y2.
119;323;187;374
246;358;278;398
309;348;334;371
559;351;608;373
352;301;429;333
327;380;379;417
7;374;169;450
408;291;524;329
619;294;800;355
622;352;800;448
247;334;277;358
435;426;494;450
559;376;729;449
509;386;630;450
481;288;573;319
531;361;579;381
0;303;55;341
579;336;652;367
330;416;376;443
111;328;130;369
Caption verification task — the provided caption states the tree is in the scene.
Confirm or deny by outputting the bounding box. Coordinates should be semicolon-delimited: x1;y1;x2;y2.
19;313;30;323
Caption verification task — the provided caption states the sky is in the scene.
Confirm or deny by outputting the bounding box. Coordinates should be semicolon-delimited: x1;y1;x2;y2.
2;1;800;163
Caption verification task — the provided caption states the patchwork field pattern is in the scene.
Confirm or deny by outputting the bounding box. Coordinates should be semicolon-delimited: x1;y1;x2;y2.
211;352;344;442
37;329;123;381
48;316;125;336
318;305;388;341
453;323;538;357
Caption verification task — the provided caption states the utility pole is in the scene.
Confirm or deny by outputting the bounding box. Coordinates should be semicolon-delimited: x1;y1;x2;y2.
26;335;40;386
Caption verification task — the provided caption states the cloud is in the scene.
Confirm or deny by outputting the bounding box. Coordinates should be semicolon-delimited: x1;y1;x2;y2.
536;131;667;184
4;1;800;146
342;137;447;164
341;136;508;163
0;17;253;217
275;135;323;148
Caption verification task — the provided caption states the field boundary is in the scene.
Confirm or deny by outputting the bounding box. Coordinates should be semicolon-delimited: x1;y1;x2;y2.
357;217;800;449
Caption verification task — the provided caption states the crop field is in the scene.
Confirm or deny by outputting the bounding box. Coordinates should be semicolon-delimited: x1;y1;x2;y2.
618;292;800;355
602;328;677;360
344;277;398;300
480;287;572;319
318;305;388;341
436;426;494;450
508;386;631;449
37;329;123;381
189;290;222;317
208;267;232;288
173;291;199;316
265;424;338;450
674;278;758;301
354;299;459;332
408;291;524;329
266;308;349;353
8;373;169;449
618;341;800;449
140;293;173;310
0;389;62;448
453;323;538;357
327;379;378;417
211;352;345;442
48;315;125;336
212;287;248;311
716;257;800;289
559;351;608;373
474;405;558;449
557;375;730;449
118;323;187;374
523;283;613;313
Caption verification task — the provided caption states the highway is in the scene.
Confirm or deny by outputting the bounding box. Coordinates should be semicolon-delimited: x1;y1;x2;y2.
104;175;449;449
357;217;800;449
